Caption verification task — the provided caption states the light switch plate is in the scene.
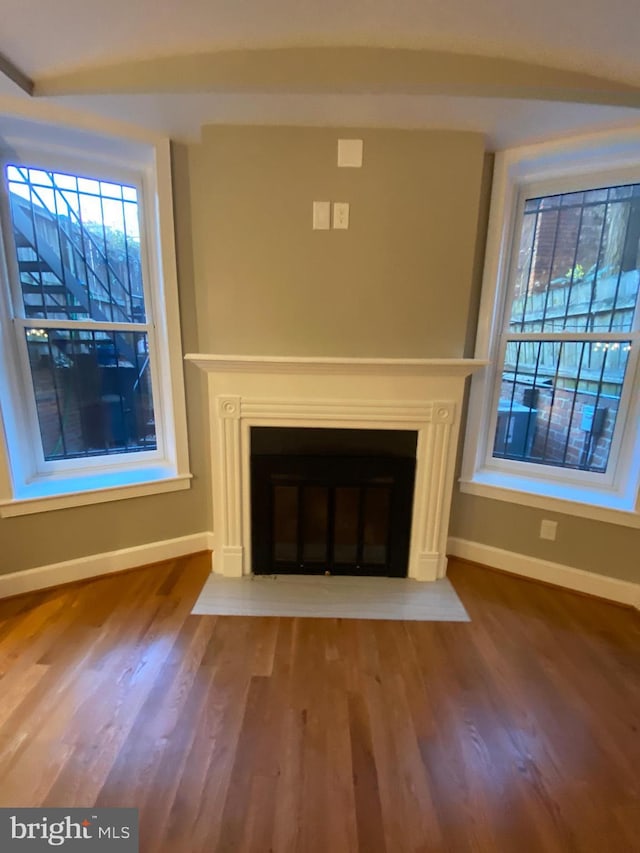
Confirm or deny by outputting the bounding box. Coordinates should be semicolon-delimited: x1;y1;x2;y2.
312;201;331;230
333;202;349;229
338;139;363;168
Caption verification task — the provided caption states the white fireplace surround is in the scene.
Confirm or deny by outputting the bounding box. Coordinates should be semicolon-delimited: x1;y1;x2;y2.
186;355;487;581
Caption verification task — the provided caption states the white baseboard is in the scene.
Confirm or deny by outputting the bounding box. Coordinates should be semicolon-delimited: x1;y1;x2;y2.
5;532;636;609
0;531;215;600
448;537;640;610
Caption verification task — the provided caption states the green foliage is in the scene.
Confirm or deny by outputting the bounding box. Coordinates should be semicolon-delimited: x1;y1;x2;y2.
565;263;585;281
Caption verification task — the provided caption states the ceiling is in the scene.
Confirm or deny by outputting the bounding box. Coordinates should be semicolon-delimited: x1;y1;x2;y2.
1;0;640;148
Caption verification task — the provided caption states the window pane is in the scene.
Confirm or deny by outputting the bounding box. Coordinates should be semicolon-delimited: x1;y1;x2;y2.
5;165;145;323
494;340;632;473
509;183;640;333
26;328;156;460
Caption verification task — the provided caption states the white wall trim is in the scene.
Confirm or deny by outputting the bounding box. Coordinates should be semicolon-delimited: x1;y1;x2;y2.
5;530;635;609
0;531;214;600
448;536;640;609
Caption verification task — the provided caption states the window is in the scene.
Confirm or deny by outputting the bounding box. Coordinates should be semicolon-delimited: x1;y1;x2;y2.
7;165;157;461
461;134;640;525
0;122;190;515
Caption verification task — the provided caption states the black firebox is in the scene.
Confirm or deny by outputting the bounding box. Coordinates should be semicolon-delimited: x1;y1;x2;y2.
250;428;416;578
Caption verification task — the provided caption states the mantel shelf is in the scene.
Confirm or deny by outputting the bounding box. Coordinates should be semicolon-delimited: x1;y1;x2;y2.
185;353;489;377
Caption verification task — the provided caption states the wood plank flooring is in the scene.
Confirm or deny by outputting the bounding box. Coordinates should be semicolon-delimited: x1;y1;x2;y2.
0;553;638;852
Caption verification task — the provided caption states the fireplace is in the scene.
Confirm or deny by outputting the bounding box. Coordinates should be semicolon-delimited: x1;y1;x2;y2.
185;354;486;581
251;428;416;576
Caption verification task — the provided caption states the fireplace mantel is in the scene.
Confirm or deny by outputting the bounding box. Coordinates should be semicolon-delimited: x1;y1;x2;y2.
186;354;487;581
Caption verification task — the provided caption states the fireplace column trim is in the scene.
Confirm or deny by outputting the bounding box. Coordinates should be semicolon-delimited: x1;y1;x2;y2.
216;395;244;578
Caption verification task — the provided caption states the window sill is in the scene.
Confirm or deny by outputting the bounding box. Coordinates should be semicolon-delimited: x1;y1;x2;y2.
0;467;193;517
459;471;640;529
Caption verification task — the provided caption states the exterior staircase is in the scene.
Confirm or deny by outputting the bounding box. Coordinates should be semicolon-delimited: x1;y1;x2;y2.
9;184;139;365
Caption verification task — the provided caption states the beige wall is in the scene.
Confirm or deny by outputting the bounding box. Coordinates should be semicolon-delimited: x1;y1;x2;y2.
189;125;486;358
3;123;637;586
0;143;210;576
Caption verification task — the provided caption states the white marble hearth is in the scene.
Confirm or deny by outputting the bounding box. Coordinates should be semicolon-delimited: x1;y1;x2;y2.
186;355;486;581
192;574;470;621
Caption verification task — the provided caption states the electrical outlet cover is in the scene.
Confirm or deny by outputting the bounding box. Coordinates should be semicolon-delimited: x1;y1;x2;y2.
540;519;558;540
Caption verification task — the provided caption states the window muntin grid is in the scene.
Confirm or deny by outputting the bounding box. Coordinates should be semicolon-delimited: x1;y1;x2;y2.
510;183;640;334
6;165;145;324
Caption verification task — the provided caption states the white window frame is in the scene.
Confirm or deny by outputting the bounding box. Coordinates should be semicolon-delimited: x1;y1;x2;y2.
0;117;191;516
460;129;640;529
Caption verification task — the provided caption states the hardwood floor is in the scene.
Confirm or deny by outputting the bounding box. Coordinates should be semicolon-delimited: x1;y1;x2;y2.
0;554;638;852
